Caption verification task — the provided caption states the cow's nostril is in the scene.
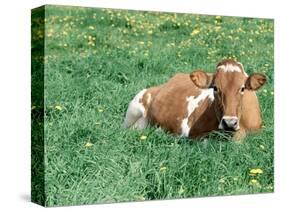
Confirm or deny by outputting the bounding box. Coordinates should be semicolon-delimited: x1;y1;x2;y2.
222;119;228;128
232;119;238;127
221;118;238;130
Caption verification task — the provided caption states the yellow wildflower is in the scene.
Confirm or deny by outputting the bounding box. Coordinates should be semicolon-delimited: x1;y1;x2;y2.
85;142;93;147
191;29;200;36
250;168;263;174
178;185;186;194
250;179;258;184
55;105;63;111
136;195;145;201
214;26;221;31
249;179;261;188
140;135;147;140
215;16;222;20
159;166;167;172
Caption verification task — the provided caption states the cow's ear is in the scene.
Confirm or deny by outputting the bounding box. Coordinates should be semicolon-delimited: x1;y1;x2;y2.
190;70;213;89
245;73;266;91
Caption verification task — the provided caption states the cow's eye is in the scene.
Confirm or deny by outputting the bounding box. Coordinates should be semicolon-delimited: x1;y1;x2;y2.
241;87;245;93
213;86;218;92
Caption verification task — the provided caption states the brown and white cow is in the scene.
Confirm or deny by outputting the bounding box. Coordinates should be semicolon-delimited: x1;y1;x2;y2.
123;59;266;140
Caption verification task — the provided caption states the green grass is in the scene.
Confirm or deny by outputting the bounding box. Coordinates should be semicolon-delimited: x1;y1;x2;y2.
32;5;274;206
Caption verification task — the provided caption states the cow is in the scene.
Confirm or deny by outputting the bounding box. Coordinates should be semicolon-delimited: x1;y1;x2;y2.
123;59;266;140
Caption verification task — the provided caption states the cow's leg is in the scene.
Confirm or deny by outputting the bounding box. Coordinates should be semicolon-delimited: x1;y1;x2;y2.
122;89;148;129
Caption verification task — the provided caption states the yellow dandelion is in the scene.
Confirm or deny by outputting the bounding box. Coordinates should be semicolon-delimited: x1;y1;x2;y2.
191;29;200;36
98;109;104;113
85;142;93;147
259;144;265;150
136;195;145;201
178;185;186;194
250;179;258;184
214;26;221;31
249;179;261;188
215;15;222;20
237;27;243;32
159;166;167;172
55;105;63;111
250;168;263;174
140;135;147;140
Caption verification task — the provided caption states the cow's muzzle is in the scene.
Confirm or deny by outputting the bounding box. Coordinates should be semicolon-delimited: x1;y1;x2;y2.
219;116;239;131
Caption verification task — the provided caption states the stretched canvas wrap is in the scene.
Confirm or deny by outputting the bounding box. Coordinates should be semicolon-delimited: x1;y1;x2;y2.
31;5;274;207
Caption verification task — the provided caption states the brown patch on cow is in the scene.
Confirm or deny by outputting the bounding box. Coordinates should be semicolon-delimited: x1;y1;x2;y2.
188;100;218;137
148;73;202;134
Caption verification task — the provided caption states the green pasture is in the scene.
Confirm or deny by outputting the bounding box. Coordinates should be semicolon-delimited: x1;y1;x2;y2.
31;5;274;206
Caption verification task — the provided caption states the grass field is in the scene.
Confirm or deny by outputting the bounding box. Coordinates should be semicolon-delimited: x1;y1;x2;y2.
31;5;274;206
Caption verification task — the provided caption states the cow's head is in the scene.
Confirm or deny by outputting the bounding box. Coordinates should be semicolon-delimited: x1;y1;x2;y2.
190;59;266;131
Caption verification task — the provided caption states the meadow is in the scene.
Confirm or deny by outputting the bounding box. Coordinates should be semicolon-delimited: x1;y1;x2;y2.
31;5;274;206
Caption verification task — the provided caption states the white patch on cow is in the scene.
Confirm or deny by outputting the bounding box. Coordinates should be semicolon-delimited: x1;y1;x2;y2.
218;63;248;77
237;62;249;77
133;89;147;115
122;89;148;129
181;89;214;137
217;64;242;73
181;118;190;137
